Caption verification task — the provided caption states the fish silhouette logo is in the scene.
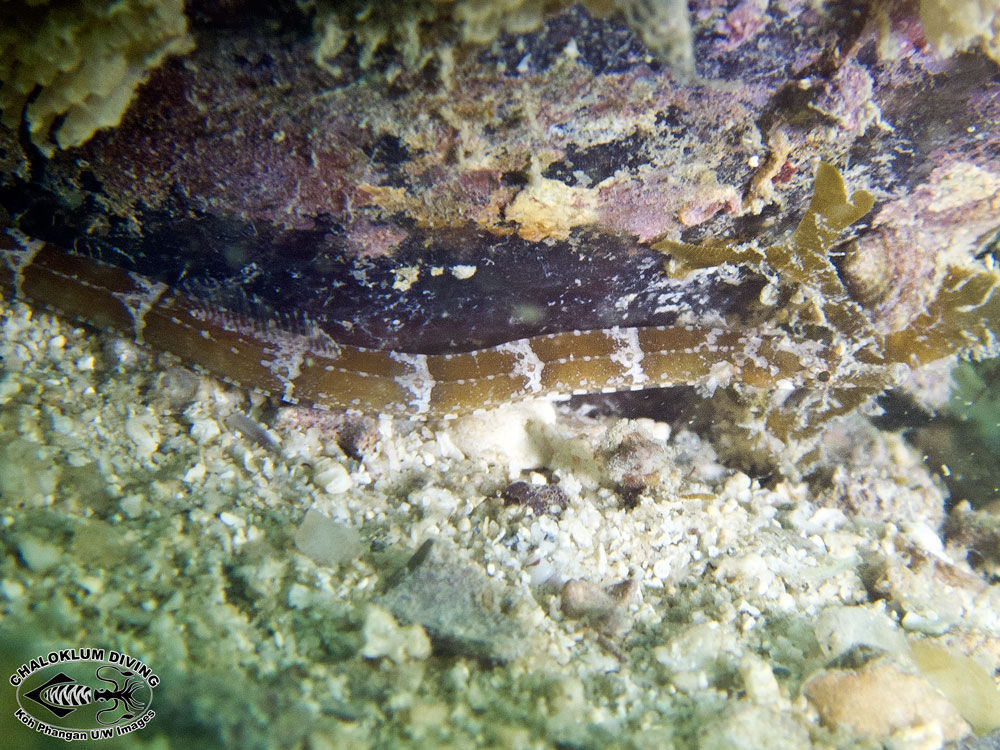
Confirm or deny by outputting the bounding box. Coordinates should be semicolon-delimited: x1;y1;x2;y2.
10;648;156;741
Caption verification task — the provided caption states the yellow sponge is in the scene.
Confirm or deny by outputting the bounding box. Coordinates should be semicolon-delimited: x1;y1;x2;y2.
920;0;1000;63
0;0;193;154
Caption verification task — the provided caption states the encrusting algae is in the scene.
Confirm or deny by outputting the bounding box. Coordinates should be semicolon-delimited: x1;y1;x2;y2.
654;161;999;473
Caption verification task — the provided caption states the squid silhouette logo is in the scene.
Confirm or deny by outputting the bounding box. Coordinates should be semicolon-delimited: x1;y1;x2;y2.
10;648;156;741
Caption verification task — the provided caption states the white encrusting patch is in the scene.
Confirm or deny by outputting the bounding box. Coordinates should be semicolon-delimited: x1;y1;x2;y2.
264;339;308;403
698;361;737;396
2;231;45;294
391;352;435;413
117;274;168;339
450;264;477;280
606;326;648;387
735;333;769;371
497;339;545;393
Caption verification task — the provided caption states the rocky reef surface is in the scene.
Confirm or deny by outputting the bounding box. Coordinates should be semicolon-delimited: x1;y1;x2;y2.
2;0;1000;747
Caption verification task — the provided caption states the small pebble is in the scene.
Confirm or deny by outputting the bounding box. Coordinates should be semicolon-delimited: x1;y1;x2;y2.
804;663;970;741
360;605;431;662
603;431;667;507
17;536;62;572
501;480;569;515
293;509;363;568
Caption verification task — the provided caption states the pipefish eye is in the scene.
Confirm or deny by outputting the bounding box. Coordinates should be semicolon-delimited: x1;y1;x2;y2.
817;371;831;383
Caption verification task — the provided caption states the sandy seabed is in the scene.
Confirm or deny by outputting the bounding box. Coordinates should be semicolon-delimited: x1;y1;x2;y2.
1;294;999;750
